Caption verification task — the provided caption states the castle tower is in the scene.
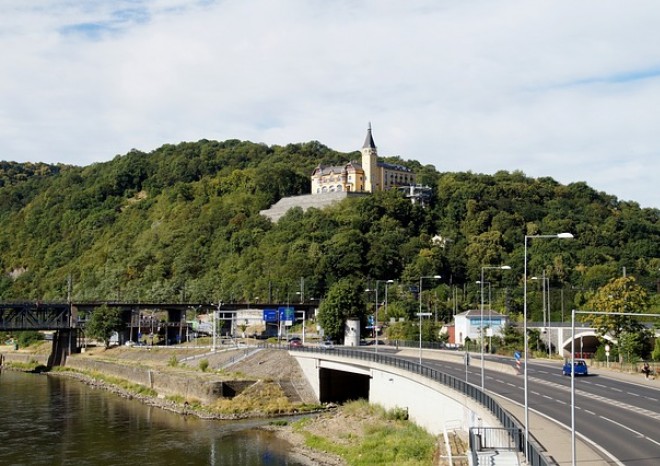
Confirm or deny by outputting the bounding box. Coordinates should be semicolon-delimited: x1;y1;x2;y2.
361;123;378;192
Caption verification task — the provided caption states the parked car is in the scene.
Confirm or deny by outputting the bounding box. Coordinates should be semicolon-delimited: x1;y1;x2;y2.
562;359;589;376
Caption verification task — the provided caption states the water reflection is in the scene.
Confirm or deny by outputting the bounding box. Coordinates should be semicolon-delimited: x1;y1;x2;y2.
0;371;302;465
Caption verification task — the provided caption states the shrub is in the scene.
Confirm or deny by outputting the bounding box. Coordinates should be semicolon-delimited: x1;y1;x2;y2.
198;359;209;372
16;331;44;348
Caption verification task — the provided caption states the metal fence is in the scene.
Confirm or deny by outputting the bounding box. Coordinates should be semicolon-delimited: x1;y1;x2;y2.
288;345;556;466
470;427;522;451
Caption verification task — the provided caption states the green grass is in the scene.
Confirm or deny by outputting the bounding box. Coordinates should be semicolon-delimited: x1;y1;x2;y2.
2;359;42;371
52;367;158;397
295;400;436;466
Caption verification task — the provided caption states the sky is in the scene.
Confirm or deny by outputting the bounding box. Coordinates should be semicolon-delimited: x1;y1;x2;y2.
1;0;659;209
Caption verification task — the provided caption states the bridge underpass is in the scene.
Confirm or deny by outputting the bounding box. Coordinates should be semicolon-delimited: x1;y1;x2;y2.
319;367;370;403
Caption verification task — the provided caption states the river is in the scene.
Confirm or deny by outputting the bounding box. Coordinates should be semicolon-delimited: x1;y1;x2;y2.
0;370;305;465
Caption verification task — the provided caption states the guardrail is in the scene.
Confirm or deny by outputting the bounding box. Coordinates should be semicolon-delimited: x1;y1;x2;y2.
289;345;555;466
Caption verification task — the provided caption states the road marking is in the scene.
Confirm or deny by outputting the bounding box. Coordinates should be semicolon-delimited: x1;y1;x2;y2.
599;416;660;447
527;376;660;421
585;409;596;415
627;392;640;397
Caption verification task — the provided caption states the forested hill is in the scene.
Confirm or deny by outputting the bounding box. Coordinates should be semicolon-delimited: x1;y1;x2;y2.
0;139;658;319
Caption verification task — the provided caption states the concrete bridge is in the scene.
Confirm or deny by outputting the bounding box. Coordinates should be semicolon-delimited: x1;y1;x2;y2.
290;346;536;465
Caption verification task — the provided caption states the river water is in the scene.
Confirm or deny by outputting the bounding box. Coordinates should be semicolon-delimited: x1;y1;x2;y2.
0;370;305;465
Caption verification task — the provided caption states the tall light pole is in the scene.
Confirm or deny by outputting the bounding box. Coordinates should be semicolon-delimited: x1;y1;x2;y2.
532;272;551;358
418;275;441;364
480;265;510;390
374;279;394;353
523;233;573;457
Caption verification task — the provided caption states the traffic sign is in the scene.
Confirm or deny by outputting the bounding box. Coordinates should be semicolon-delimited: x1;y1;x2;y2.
514;351;521;360
263;309;278;322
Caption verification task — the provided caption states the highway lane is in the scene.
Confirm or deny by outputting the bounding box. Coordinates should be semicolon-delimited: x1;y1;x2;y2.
413;353;660;465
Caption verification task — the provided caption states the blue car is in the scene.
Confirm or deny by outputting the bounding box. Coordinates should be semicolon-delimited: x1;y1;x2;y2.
562;359;589;376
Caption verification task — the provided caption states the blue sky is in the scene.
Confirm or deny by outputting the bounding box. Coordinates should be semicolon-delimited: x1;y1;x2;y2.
1;0;659;209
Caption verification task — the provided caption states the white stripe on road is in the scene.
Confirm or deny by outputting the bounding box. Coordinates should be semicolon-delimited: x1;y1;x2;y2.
599;416;660;447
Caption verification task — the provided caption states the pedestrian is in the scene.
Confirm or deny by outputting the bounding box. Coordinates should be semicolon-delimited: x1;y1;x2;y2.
642;362;651;379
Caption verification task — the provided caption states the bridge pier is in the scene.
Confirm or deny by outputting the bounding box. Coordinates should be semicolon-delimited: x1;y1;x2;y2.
47;328;79;368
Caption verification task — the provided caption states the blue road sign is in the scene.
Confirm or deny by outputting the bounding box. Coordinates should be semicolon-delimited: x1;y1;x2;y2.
263;309;278;322
514;351;521;360
278;307;294;321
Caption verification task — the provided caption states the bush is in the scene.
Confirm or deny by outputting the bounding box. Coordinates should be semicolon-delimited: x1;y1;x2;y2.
198;359;209;372
16;331;44;348
167;355;179;367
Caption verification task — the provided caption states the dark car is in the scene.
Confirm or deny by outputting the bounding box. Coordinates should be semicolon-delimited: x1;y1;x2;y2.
288;337;302;348
562;359;589;376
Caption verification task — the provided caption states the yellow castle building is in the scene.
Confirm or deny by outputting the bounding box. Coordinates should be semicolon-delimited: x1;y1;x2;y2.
311;124;416;194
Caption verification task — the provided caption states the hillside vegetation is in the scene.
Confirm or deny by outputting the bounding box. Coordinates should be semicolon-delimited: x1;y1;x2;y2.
0;139;658;325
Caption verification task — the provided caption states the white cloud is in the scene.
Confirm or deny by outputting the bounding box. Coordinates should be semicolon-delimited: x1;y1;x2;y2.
1;0;659;208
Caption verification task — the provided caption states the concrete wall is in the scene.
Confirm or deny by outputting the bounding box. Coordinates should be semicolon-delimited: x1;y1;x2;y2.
0;351;49;366
259;192;368;222
64;356;246;404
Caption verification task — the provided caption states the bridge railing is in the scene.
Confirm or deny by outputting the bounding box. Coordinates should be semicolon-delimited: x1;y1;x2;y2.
289;345;554;466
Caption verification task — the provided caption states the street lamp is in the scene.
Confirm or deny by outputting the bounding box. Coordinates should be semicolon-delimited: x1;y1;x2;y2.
523;233;573;457
532;272;552;358
372;279;394;353
480;265;511;390
418;275;441;364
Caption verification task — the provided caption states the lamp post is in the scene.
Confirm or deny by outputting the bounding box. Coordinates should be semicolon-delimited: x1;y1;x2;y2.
523;233;573;457
480;265;510;391
418;275;441;364
532;272;552;358
373;280;394;353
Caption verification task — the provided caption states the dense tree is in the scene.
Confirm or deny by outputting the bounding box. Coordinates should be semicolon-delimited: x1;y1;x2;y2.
0;138;657;323
85;305;124;348
317;278;367;342
584;276;651;341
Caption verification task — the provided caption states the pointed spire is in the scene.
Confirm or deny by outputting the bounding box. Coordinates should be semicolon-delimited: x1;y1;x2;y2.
362;122;376;150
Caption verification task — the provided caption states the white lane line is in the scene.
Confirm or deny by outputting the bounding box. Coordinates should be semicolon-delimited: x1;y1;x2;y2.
585;409;596;415
599;416;660;447
527;376;660;421
627;392;640;397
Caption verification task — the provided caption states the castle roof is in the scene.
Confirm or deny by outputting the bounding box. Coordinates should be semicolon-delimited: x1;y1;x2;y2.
362;122;376;150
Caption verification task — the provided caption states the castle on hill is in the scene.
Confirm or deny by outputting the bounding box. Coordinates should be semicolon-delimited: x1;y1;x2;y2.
311;123;416;194
260;124;430;222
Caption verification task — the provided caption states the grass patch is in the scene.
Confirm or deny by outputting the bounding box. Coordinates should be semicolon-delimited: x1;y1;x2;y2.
3;359;41;371
52;367;157;397
298;400;436;466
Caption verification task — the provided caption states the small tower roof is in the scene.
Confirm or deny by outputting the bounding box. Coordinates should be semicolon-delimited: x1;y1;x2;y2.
362;122;376;150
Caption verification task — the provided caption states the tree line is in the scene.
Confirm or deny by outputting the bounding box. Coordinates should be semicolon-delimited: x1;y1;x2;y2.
0;138;658;351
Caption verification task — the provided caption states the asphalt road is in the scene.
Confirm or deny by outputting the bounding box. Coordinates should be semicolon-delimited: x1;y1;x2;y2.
416;352;660;465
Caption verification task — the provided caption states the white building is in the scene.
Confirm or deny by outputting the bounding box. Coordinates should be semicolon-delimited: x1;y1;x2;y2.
452;309;509;346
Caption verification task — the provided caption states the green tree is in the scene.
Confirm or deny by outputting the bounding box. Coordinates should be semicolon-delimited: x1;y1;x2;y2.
652;337;660;362
85;304;124;348
618;331;644;363
584;276;650;340
317;278;366;342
